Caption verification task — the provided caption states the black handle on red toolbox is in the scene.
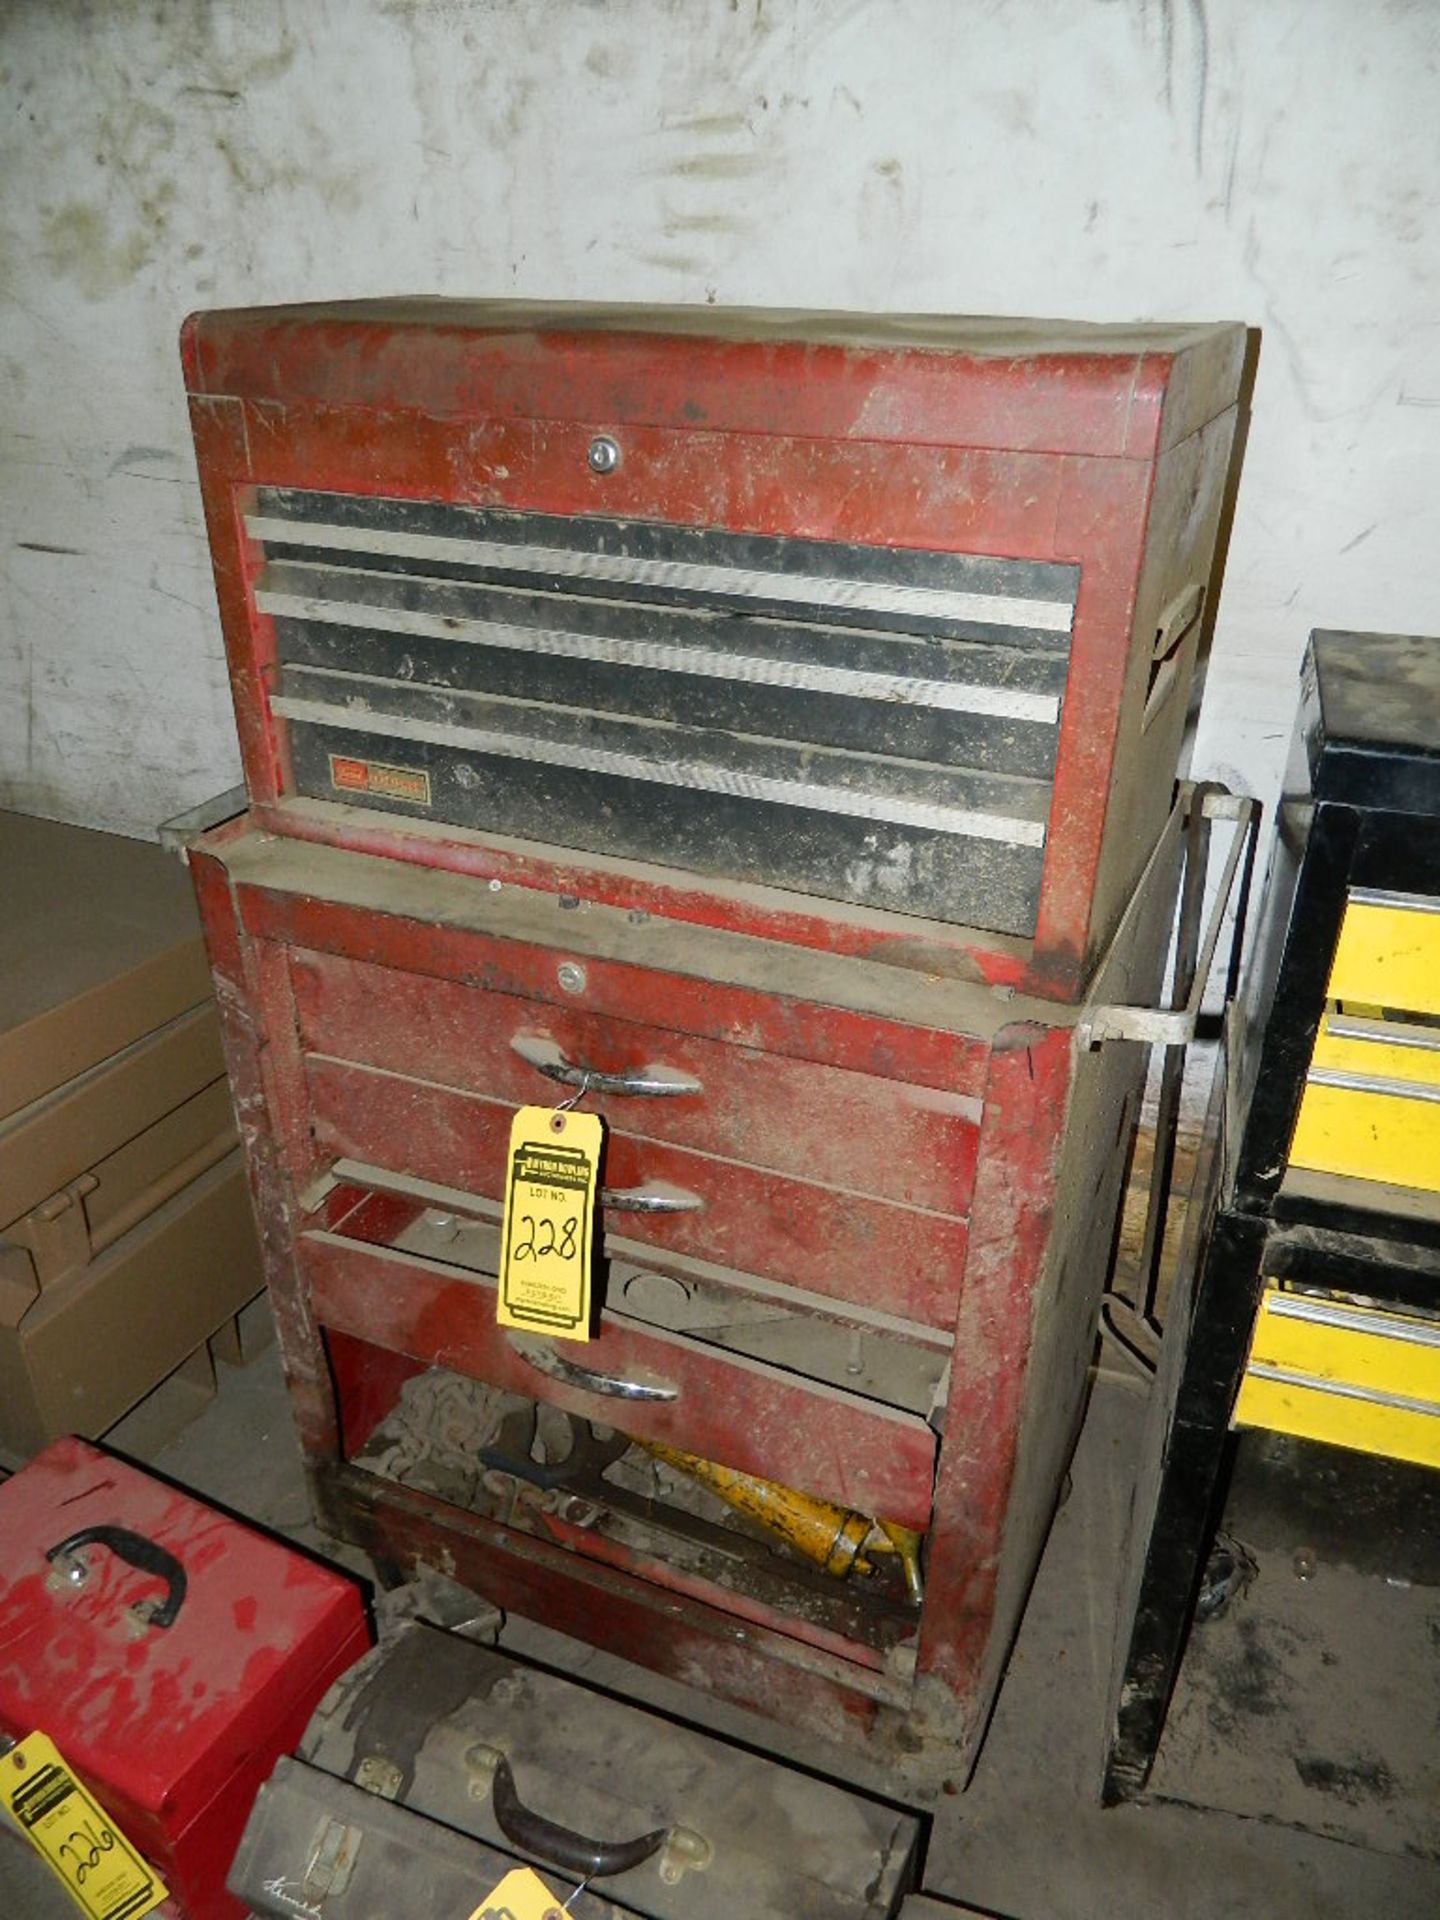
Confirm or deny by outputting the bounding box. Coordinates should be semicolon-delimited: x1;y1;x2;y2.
46;1525;188;1629
491;1752;667;1880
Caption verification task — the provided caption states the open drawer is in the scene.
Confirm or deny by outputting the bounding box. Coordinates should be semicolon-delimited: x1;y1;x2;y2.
302;1166;945;1665
305;1171;941;1530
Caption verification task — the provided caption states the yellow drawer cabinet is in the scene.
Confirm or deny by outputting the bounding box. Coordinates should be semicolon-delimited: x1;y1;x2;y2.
1105;630;1440;1808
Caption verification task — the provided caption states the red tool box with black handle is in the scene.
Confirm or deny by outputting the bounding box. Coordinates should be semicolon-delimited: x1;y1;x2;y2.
0;1438;369;1918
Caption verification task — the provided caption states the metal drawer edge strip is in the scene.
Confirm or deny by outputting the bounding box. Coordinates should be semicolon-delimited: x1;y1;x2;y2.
1242;1363;1440;1419
270;692;1048;848
247;512;1075;635
1262;1291;1440;1345
1347;886;1440;915
257;580;1061;723
1306;1065;1440;1106
1327;1011;1440;1052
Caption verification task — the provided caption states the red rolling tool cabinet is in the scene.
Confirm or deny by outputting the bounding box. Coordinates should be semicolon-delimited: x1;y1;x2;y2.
179;302;1246;1783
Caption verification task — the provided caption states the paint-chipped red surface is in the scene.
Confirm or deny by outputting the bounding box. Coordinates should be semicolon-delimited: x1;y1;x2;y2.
184;299;1243;1001
0;1438;367;1916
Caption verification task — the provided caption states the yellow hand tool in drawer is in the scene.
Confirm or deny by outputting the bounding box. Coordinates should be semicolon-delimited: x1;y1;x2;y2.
1234;1283;1440;1468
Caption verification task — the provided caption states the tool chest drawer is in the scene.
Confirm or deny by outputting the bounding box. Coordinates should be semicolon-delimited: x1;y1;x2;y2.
303;1054;970;1327
289;948;983;1215
302;1198;940;1530
1324;889;1440;1016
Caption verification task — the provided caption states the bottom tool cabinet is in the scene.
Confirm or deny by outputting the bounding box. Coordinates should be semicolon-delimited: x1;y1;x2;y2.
189;806;1197;1784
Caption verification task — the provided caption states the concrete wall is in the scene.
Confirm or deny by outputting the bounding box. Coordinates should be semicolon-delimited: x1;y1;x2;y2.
2;0;1437;840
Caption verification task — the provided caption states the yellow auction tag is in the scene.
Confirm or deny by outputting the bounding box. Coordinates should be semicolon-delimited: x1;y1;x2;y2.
498;1105;602;1341
0;1733;167;1920
468;1862;564;1919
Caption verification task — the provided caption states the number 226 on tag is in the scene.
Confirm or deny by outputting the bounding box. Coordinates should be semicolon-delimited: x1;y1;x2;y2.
498;1106;602;1340
1;1731;167;1920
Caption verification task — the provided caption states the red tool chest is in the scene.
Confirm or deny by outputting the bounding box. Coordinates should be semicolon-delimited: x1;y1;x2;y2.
0;1438;369;1916
180;301;1246;1782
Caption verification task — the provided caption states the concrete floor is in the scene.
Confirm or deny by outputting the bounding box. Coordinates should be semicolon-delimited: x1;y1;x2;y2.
5;1308;1427;1918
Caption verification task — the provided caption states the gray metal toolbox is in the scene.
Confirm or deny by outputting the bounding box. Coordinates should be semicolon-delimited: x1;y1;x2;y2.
229;1622;921;1917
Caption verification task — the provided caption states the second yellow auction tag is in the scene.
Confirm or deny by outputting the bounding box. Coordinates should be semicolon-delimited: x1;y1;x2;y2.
468;1863;563;1919
0;1732;167;1920
498;1105;602;1340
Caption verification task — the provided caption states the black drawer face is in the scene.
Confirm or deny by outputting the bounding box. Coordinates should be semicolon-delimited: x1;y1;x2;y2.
255;488;1078;933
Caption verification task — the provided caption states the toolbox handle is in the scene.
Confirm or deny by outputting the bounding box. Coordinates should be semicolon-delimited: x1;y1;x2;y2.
512;1034;702;1099
490;1751;668;1880
507;1334;678;1402
46;1526;188;1630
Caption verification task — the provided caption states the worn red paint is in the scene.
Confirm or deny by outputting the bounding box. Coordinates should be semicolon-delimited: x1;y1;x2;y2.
183;301;1244;1780
0;1439;366;1919
184;301;1245;1001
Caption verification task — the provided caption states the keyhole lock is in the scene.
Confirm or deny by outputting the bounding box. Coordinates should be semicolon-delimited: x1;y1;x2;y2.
587;434;621;475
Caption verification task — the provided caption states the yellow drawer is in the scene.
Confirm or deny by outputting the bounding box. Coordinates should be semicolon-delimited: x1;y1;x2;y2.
1310;1007;1440;1091
1234;1285;1440;1469
1326;890;1440;1017
1289;1074;1440;1195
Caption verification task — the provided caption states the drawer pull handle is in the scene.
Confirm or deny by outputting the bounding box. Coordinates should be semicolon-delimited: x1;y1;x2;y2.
489;1750;669;1880
512;1033;701;1098
602;1180;704;1214
507;1334;678;1402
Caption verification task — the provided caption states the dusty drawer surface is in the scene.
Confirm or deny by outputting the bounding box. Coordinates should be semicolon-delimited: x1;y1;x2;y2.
292;947;982;1213
306;1054;969;1329
303;1220;938;1532
229;1620;920;1919
220;821;1059;1049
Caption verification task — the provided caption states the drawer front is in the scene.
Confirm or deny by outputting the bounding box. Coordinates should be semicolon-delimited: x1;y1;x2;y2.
1289;1077;1440;1196
1234;1283;1440;1469
256;487;1076;935
1308;1006;1440;1092
304;1230;938;1529
290;950;980;1216
306;1056;967;1328
1326;890;1440;1017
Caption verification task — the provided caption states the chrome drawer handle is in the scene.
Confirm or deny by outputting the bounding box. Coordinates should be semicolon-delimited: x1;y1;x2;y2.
511;1033;701;1098
507;1334;678;1402
601;1181;704;1215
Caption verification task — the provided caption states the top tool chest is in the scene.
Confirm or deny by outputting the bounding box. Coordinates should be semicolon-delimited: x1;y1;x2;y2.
182;301;1246;1781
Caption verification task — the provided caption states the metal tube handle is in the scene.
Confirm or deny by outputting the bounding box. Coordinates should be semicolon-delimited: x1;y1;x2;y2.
601;1180;703;1214
511;1034;701;1098
46;1525;188;1629
490;1752;667;1880
507;1334;678;1402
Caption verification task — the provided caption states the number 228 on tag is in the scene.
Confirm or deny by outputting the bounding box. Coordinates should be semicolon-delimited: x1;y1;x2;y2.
498;1106;602;1340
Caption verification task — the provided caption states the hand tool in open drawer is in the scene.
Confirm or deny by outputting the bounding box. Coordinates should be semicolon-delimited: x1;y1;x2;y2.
636;1437;926;1604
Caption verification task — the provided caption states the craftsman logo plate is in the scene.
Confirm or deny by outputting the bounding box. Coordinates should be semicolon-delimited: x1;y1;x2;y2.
328;752;432;806
469;1864;562;1920
498;1106;602;1340
1;1733;167;1920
